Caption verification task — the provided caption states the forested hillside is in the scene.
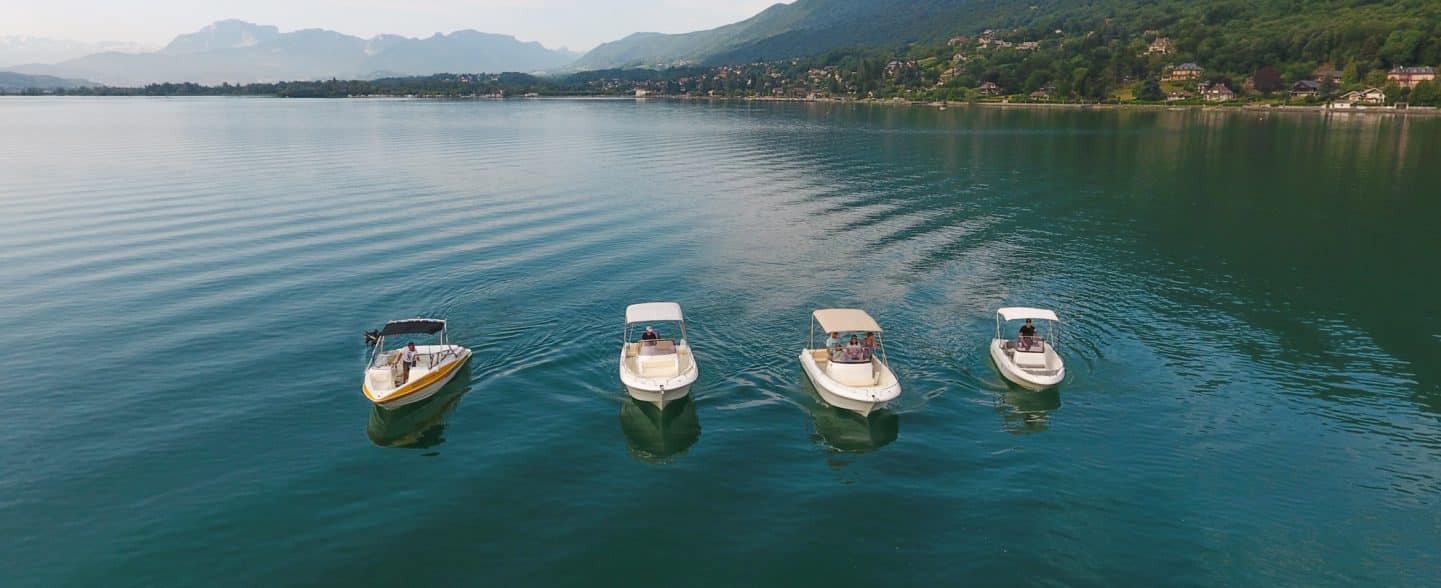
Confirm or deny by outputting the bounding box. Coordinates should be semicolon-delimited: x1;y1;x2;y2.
578;0;1441;77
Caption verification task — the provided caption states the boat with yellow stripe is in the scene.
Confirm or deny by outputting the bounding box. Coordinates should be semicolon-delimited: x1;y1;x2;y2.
363;319;472;409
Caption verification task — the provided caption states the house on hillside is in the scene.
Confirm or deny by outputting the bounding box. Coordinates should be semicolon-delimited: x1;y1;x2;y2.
1332;87;1386;108
1164;63;1204;81
947;36;970;47
884;60;917;80
977;81;1003;96
1202;82;1236;102
1314;68;1343;83
1387;66;1436;89
1147;37;1176;55
1289;80;1321;98
1166;90;1193;101
1029;89;1051;101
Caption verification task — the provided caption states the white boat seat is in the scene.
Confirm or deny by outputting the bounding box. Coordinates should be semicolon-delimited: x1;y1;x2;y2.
639;356;679;378
827;361;875;387
1014;351;1047;369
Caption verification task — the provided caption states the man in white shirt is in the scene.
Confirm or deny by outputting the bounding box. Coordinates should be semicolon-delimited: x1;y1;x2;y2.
401;342;419;383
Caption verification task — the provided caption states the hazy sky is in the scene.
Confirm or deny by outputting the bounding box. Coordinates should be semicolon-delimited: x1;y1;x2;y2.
0;0;784;51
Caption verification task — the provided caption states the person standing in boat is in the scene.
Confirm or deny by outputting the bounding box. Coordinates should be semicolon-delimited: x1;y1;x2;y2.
1018;319;1037;350
826;331;841;350
401;341;419;383
862;332;878;353
640;326;659;345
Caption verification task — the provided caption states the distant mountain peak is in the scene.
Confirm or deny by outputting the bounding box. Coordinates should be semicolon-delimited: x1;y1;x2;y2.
161;20;280;55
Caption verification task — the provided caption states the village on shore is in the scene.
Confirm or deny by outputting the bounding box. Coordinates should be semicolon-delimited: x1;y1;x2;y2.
17;26;1441;116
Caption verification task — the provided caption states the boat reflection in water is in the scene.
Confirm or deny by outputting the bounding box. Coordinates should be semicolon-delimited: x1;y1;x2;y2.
619;395;700;463
996;386;1061;434
367;365;473;448
801;375;898;453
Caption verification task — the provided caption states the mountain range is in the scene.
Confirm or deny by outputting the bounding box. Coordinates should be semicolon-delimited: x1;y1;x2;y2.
10;20;579;85
0;71;92;91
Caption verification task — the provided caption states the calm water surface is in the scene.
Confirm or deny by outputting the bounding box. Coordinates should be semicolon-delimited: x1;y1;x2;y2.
2;97;1439;586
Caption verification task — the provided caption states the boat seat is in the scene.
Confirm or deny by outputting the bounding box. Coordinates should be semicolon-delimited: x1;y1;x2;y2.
811;349;829;364
639;356;679;378
827;361;875;387
624;343;638;358
1014;351;1047;369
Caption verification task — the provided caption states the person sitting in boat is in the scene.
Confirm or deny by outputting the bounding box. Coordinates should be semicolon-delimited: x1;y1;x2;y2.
845;335;867;361
1018;319;1038;350
862;332;878;351
401;341;419;383
826;331;841;351
640;326;659;345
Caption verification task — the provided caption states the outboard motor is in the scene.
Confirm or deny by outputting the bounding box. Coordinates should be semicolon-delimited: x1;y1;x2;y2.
364;329;382;346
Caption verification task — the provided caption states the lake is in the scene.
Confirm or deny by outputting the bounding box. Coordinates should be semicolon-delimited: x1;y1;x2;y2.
2;97;1438;586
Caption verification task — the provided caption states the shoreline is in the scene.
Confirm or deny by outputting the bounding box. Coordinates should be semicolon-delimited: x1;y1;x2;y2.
10;92;1440;116
653;94;1441;116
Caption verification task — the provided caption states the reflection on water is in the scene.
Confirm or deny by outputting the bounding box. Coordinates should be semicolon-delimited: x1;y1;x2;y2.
618;396;701;463
800;374;899;452
996;387;1062;434
810;404;900;453
366;365;473;449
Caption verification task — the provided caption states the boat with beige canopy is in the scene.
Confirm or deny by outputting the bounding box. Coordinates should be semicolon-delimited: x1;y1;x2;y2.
619;302;698;409
799;308;901;417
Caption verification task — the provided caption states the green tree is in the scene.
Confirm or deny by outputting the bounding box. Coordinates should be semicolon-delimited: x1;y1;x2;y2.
1138;78;1165;101
1383;82;1404;105
1342;62;1362;86
1380;30;1425;66
1253;66;1283;94
1410;81;1440;107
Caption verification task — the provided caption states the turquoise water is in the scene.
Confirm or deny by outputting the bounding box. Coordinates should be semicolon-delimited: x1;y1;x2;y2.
2;97;1439;586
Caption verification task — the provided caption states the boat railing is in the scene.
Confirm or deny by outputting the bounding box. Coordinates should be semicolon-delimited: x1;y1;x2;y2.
370;348;458;370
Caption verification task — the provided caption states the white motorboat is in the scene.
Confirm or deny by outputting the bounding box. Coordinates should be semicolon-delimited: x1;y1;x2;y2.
362;319;472;409
989;307;1065;390
798;308;902;417
619;302;699;409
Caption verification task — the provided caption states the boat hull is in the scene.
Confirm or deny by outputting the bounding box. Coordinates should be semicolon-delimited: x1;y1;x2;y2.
364;348;472;409
619;345;698;410
798;350;901;417
622;381;693;409
990;339;1064;390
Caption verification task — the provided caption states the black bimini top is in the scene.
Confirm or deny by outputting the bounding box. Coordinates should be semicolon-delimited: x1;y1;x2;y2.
380;319;446;336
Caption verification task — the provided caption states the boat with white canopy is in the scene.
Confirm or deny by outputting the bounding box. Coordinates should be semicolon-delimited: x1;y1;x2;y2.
362;319;472;408
799;308;902;417
990;307;1065;390
619;302;698;409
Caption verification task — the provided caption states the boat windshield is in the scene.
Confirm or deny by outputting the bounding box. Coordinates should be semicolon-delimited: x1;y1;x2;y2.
368;331;453;369
1012;337;1047;353
821;331;884;364
637;339;678;356
831;346;874;364
629;321;685;350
